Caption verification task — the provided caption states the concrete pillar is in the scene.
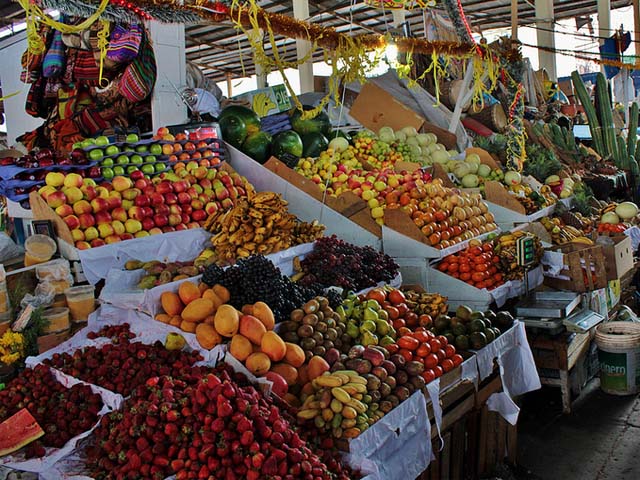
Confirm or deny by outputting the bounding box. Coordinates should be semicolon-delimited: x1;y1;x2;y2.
534;0;557;81
149;20;188;130
392;9;406;28
247;29;267;89
292;0;314;94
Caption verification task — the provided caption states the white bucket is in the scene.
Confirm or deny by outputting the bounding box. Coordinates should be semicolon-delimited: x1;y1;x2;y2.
595;321;640;395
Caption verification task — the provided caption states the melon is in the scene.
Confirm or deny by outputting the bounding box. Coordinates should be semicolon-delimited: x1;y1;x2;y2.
461;174;480;188
0;408;45;456
218;106;261;134
301;132;329;158
241;131;272;164
504;171;522;186
615;202;638;220
290;107;331;136
271;131;303;158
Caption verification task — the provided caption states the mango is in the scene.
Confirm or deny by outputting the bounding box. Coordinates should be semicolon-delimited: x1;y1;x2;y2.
239;314;267;345
181;298;215;323
214;304;240;337
261;331;286;362
178;281;201;305
161;292;184;316
253;301;275;331
229;334;253;361
245;352;271;376
196;323;222;350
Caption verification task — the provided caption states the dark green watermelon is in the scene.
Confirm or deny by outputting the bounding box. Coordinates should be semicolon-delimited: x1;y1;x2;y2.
271;130;303;158
302;132;328;158
290;106;332;136
219;105;261;134
219;115;247;148
242;131;272;164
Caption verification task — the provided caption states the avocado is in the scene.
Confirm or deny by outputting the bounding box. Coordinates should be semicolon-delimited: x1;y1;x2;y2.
445;333;456;345
434;314;451;332
491;327;502;338
470;331;488;350
452;323;467;336
484;310;497;322
455;335;470;350
469;311;485;321
456;305;473;321
485;328;496;342
468;319;486;333
495;311;514;330
484;318;493;328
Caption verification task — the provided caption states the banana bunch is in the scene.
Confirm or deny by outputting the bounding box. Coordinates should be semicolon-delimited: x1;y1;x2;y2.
297;370;382;439
541;217;592;245
494;231;544;280
193;248;218;268
404;290;448;318
599;203;618;217
204;186;324;264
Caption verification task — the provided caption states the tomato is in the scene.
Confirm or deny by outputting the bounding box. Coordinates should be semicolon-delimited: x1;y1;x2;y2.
475;263;487;272
366;288;387;304
412;331;431;343
482;243;493;252
441;358;455;372
459;264;471;273
392;318;406;330
444;344;456;358
447;263;459;273
416;344;431;357
426;330;436;339
429;338;442;353
436;335;448;346
424;353;439;369
433;365;444;378
398;348;414;362
418;314;433;328
404;311;419;328
493;273;503;282
414;326;427;333
396;303;409;317
452;354;464;366
436;349;446;362
398;335;420;351
385;344;399;355
397;326;412;337
460;272;471;281
385;306;400;320
421;369;436;384
388;289;406;305
492;255;500;264
471;272;485;282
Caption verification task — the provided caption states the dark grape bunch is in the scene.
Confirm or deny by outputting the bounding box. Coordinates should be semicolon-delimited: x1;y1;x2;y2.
204;255;336;322
299;236;399;291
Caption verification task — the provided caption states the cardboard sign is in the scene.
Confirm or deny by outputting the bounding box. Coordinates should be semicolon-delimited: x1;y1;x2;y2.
350;83;424;132
233;85;291;118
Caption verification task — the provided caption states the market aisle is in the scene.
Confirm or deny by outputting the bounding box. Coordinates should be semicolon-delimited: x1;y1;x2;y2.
517;381;640;479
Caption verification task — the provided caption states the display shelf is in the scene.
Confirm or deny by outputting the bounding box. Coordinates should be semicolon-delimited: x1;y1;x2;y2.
227;144;382;249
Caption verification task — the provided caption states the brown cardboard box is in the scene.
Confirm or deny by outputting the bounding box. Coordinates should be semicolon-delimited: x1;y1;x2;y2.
598;235;634;281
543;243;607;292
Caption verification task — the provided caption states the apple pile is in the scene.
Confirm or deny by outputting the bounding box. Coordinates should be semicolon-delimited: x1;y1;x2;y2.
38;164;249;250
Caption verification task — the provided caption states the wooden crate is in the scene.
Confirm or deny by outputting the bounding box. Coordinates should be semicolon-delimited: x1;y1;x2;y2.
543;243;607;292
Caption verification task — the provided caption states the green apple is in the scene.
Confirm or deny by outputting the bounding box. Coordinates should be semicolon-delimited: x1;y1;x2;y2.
136;145;148;153
154;162;165;173
125;146;135;152
141;164;155;175
73;142;83;150
101;158;114;167
105;145;120;156
102;167;114;179
144;155;156;163
117;155;130;165
150;144;163;155
113;165;125;176
89;149;104;161
126;133;139;143
95;135;110;146
127;165;139;174
81;138;95;148
131;154;143;164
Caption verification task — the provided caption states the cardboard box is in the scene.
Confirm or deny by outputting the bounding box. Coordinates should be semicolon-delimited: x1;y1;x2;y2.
597;235;634;281
542;243;607;292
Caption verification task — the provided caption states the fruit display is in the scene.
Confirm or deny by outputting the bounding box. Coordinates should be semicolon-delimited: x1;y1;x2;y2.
38;165;248;249
0;365;103;457
403;289;449;320
126;259;201;290
294;235;399;291
43;334;203;396
279;296;353;363
541;216;596;244
0;409;44;457
494;231;544;281
204;185;325;264
201;255;338;322
431;306;514;351
598;201;638;227
86;364;356;479
335;291;397;349
439;151;503;190
437;239;506;290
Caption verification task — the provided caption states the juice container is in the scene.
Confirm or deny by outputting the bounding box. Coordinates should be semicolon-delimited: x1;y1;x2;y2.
0;282;9;314
64;285;96;324
42;307;70;334
0;311;11;336
24;235;57;267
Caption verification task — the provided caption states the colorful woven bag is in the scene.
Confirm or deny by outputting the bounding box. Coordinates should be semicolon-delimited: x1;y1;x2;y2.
25;77;50;118
106;23;142;64
43;30;66;78
118;28;157;102
73;49;100;85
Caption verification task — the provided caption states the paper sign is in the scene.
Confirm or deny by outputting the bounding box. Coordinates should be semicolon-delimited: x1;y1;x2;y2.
233;85;291;117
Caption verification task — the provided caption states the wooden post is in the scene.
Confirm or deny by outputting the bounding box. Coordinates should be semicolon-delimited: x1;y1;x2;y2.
511;0;518;42
247;29;267;89
226;72;233;98
292;0;314;94
534;0;557;81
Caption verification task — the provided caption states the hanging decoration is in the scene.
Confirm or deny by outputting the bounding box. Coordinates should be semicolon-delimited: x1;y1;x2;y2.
364;0;436;9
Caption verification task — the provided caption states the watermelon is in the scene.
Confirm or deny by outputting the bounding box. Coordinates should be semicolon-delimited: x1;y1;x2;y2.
302;132;328;158
219;115;247;149
0;408;44;456
290;106;332;136
242;131;273;164
272;131;303;158
218;105;261;134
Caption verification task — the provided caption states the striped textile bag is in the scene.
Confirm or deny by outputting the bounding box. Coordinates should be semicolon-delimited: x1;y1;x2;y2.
42;30;66;78
118;28;156;102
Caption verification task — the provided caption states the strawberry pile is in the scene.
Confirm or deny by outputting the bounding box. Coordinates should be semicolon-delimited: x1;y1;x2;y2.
86;364;357;480
0;365;103;457
43;340;202;396
86;323;136;342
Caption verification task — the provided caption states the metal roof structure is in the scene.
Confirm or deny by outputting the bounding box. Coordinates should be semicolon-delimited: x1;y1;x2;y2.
0;0;634;84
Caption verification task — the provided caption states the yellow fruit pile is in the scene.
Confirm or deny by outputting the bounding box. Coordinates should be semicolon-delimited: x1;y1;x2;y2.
204;185;324;264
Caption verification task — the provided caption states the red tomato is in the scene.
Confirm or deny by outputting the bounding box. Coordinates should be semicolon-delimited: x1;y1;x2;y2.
366;288;387;304
388;289;406;305
398;336;420;351
436;349;446;362
426;330;436;339
436;335;448;346
441;358;455;372
419;314;433;328
385;306;400;320
412;331;431;343
429;338;442;353
444;344;456;358
433;365;444;378
397;327;412;337
398;348;414;362
385;344;399;355
424;353;439;369
421;369;436;384
396;303;409;317
404;312;419;328
416;344;431;358
452;354;464;367
392;318;406;330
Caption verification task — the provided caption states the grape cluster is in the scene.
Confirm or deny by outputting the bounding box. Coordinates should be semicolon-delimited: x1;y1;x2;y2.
213;255;331;322
201;263;225;286
299;236;399;291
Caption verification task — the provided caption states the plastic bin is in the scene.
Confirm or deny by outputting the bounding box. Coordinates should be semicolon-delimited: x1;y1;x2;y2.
24;234;57;267
64;285;96;324
42;307;70;334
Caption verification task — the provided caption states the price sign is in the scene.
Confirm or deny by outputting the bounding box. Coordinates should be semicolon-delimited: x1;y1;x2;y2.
516;236;536;267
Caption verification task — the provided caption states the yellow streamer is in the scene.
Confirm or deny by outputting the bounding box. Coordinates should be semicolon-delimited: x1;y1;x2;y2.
96;20;111;88
17;0;110;34
0;91;21;101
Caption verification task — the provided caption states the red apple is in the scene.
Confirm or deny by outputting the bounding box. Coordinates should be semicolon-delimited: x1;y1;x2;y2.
168;213;182;226
106;196;122;210
75;240;91;250
154;204;170;216
111;176;132;192
220;198;233;210
120;233;134;241
204;202;218;215
187;222;201;229
164;193;178;205
122;199;134;211
95;211;113;225
177;192;191;204
90;198;109;213
134;178;150;190
142;207;154;218
141;217;155;231
199;178;213;190
63;215;80;230
112;207;127;222
169;204;182;215
181;213;190;225
46;191;67;209
122;188;140;201
175;224;188;231
149;227;163;235
90;238;106;247
71;228;85;242
191;199;204;210
153;214;169;227
192;209;207;222
162;226;175;233
150;192;165;206
128;207;145;220
215;187;229;201
78;213;96;229
155;181;173;194
143;186;156;196
187;187;199;198
97;223;115;238
81;185;97;201
173;181;188;193
105;234;121;244
134;195;150;207
130;170;145;181
181;205;193;216
55;204;74;218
